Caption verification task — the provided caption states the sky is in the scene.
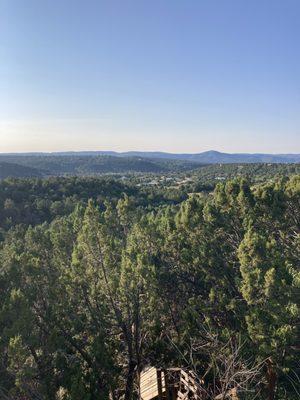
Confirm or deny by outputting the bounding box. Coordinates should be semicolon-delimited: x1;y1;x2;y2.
0;0;300;153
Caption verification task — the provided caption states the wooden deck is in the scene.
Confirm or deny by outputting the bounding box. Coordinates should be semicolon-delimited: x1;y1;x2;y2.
140;367;206;400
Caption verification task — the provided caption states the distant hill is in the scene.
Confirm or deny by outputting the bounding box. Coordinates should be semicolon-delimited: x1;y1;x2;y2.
0;162;42;179
0;155;203;178
3;150;299;163
0;151;299;179
101;150;300;163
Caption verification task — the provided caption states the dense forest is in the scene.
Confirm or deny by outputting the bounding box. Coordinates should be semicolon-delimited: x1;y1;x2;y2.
0;154;300;180
0;171;299;399
1;150;300;165
0;155;204;177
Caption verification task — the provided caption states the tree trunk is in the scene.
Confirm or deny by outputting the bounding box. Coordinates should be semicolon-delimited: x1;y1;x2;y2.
266;358;277;400
124;359;137;400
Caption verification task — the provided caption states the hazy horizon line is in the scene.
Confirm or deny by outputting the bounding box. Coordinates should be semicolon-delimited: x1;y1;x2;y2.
1;149;300;156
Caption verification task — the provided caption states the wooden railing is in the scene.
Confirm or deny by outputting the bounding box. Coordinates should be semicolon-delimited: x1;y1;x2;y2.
140;367;206;400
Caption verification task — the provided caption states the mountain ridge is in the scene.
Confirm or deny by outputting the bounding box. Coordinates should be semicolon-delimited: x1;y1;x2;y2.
1;150;299;163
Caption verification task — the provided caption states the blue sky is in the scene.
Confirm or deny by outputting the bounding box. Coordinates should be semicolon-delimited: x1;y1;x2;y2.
0;0;299;153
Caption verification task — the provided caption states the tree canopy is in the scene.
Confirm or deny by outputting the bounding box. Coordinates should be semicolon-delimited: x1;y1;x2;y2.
0;174;299;399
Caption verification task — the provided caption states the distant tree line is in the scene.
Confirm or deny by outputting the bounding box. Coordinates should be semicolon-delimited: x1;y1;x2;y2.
0;155;204;178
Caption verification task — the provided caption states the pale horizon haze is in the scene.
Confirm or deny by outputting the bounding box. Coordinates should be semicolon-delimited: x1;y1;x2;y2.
1;1;300;153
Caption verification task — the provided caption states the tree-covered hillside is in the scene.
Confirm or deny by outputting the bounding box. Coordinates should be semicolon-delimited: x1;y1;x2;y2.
184;163;300;191
0;174;299;399
0;155;204;177
0;176;187;236
2;150;300;164
0;162;42;179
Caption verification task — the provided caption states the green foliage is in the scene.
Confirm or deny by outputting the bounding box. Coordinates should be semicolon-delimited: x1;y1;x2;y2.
0;154;203;177
0;174;299;399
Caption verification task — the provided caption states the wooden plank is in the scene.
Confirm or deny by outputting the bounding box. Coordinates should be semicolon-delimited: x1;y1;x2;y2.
181;370;189;382
163;369;171;400
141;367;205;400
140;367;159;400
179;376;189;389
157;369;163;400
